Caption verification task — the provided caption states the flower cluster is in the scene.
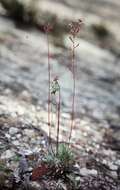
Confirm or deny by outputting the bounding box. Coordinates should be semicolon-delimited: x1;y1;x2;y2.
44;23;53;33
69;19;83;38
51;76;60;95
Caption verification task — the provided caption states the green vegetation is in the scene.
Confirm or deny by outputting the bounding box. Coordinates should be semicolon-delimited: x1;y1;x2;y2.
0;161;12;189
45;144;74;166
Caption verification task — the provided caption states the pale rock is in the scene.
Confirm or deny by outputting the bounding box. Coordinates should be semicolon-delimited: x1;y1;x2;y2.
33;147;41;153
102;149;115;156
80;168;97;176
1;149;15;159
61;113;70;119
16;134;21;138
116;160;120;166
108;163;118;171
11;137;16;140
23;136;29;142
30;181;42;189
9;127;19;135
17;106;25;115
23;129;35;137
5;133;11;139
111;171;117;178
12;140;20;146
18;149;33;156
31;138;37;144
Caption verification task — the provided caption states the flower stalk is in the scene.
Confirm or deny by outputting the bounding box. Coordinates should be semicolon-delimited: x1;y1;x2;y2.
68;19;83;145
56;87;61;155
51;77;61;155
44;23;53;145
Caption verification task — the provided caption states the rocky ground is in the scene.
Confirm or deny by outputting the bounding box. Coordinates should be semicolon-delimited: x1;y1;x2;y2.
0;0;120;189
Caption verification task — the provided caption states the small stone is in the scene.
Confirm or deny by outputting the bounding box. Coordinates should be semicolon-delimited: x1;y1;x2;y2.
31;138;37;144
16;134;21;138
102;149;115;156
75;176;81;181
18;149;33;156
12;140;20;146
5;133;11;139
9;127;19;135
11;137;16;140
80;168;97;176
83;132;88;137
23;136;29;142
111;171;117;178
17;107;25;115
30;181;42;189
1;149;15;159
61;113;70;119
23;129;35;137
108;163;118;171
33;147;41;153
102;159;107;165
115;160;120;166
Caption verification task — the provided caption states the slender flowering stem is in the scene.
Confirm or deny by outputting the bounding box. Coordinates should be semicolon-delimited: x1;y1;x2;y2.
68;19;83;145
56;88;61;155
68;37;75;145
47;33;51;144
44;23;52;145
51;77;60;155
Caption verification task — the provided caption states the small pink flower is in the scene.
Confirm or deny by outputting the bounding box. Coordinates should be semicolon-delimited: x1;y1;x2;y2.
69;19;83;37
53;76;59;81
44;23;53;33
48;54;54;59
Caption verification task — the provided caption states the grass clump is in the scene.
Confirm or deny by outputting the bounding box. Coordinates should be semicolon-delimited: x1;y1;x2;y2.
43;143;75;180
45;144;74;166
0;161;12;189
56;144;74;166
